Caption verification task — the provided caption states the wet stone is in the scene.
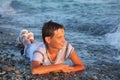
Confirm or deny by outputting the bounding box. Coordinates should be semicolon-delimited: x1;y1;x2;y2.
74;77;80;80
11;54;15;57
3;65;15;72
50;77;58;80
0;70;6;75
0;31;3;34
91;76;98;80
0;44;4;48
3;41;7;44
9;33;14;36
8;42;12;45
2;78;7;80
15;73;21;79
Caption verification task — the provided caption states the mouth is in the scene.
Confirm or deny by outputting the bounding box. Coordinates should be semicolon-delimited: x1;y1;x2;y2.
61;43;65;47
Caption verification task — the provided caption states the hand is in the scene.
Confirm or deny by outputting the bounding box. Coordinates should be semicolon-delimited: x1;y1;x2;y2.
61;65;74;73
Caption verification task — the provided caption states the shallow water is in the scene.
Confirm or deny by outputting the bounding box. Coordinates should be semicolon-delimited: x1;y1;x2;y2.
0;0;120;64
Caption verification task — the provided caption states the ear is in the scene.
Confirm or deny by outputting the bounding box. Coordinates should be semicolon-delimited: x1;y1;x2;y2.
45;37;50;44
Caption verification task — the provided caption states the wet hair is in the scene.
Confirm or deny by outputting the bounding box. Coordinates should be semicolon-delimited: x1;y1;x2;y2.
42;20;64;44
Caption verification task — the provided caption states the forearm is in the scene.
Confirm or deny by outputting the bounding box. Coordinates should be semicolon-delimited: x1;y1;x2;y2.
62;64;85;73
70;65;85;72
31;64;65;74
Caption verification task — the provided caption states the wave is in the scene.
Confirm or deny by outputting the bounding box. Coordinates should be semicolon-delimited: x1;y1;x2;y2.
10;0;36;14
0;0;35;17
74;0;120;4
0;1;16;17
65;22;116;36
0;0;120;32
105;23;120;48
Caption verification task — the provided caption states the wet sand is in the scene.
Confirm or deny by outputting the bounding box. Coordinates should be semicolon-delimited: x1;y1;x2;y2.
0;27;120;80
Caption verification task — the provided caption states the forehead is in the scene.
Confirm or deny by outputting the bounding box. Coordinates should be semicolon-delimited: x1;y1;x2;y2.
54;29;64;36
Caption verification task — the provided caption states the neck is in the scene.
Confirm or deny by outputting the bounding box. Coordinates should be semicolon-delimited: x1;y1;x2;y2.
47;46;59;55
46;45;59;62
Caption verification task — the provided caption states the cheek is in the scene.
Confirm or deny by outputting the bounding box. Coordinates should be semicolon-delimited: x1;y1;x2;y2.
56;40;64;47
51;38;63;46
52;40;60;46
54;40;60;44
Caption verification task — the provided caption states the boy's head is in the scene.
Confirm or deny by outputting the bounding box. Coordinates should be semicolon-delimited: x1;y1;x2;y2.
42;20;65;46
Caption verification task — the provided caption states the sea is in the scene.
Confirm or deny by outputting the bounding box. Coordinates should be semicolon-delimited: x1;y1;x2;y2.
0;0;120;65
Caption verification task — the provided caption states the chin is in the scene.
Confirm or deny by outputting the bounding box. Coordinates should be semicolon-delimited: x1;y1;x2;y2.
58;46;63;49
55;45;64;49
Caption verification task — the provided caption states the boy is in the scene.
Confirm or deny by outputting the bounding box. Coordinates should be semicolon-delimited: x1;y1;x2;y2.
19;21;85;74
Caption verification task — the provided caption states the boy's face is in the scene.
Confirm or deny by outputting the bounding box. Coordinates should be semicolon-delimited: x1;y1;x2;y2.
47;28;66;49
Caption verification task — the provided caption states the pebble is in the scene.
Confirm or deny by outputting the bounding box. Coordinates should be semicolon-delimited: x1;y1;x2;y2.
0;71;6;75
9;33;14;36
0;44;4;48
0;31;3;34
8;42;12;45
3;65;15;72
16;73;21;79
50;77;58;80
74;77;80;80
2;78;7;80
15;70;20;74
91;76;98;80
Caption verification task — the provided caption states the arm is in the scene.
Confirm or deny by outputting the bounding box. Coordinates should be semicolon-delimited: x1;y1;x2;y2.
31;61;72;74
31;51;72;74
62;50;85;72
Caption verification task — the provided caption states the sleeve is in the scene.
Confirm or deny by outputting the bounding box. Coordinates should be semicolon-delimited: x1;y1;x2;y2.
32;51;44;64
66;42;74;59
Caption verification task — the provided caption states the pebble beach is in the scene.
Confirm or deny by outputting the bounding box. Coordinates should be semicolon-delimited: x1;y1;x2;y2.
0;27;120;80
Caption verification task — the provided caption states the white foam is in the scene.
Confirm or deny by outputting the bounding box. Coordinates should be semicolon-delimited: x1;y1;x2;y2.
0;1;17;17
114;56;120;61
74;0;119;3
105;23;120;49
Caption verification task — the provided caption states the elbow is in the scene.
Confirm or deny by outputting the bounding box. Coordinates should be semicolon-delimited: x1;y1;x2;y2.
31;68;36;74
82;65;85;71
77;64;86;71
31;67;46;75
31;67;40;75
80;63;85;71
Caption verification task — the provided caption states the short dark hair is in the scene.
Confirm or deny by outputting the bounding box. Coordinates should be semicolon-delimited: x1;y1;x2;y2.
42;20;64;44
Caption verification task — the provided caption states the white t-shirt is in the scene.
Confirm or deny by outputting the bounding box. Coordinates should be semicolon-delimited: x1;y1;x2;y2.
24;41;74;65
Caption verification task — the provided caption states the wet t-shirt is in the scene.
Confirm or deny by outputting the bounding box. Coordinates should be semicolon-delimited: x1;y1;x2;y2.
24;41;74;65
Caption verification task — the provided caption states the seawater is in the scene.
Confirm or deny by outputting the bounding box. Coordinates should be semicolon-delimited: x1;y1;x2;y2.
0;0;120;64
